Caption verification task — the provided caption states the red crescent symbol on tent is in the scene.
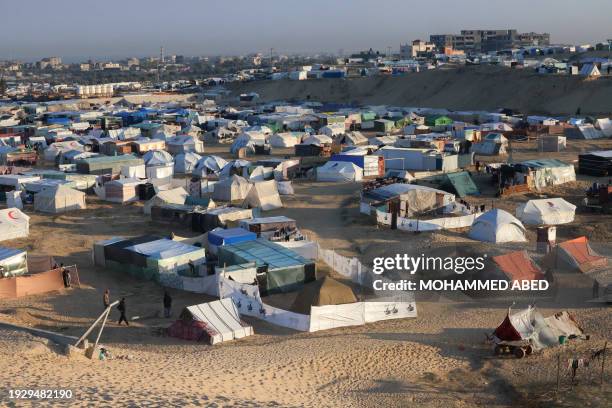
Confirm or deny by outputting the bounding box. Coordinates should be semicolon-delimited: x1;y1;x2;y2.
7;210;18;220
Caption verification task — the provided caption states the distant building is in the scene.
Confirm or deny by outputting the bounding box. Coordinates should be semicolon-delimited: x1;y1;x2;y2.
127;58;140;67
430;30;550;53
79;63;91;71
37;56;62;70
400;40;436;59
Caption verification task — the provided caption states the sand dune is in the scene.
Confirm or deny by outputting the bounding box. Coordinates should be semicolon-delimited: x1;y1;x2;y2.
229;66;612;116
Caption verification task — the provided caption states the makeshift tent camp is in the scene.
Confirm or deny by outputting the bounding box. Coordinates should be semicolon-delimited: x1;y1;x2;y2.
0;208;29;242
546;237;608;273
468;209;527;243
219;160;251;179
243;180;282;211
493;306;583;351
317;161;363;182
361;183;455;217
174;152;202;174
144;187;189;215
0;247;27;278
213;175;252;202
336;132;368;146
491;251;545;282
34;185;86;213
291;276;358;314
168;298;254;344
516;198;576;226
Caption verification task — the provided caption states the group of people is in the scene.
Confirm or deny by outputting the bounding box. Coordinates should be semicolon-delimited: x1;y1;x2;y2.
102;289;173;326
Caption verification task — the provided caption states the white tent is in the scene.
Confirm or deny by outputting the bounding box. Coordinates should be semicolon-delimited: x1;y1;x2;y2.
34;185;86;213
213;175;252;202
43;141;84;162
0;208;29;242
243;180;283;211
481;122;513;132
169;298;254;345
219;160;251;179
595;118;612;137
277;181;295;195
269;132;303;148
194;155;228;177
174;152;202;174
516;198;576;226
143;150;174;166
469;209;527;243
144;187;189;215
317;161;363;182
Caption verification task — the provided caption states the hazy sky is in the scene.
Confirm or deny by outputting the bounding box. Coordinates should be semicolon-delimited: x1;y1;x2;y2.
3;0;611;61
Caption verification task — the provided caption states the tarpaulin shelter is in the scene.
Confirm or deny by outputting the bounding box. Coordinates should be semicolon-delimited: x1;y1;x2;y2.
516;198;576;226
103;178;143;203
194;155;228;177
546;236;608;273
93;236;206;285
439;171;480;197
168;298;253;344
317;161;363;182
76;154;144;175
217;239;315;295
174;152;202;174
243;180;282;211
0;247;27;278
0;208;29;242
269;132;303;148
469;209;527;243
493;306;583;351
208;228;257;255
144;187;189;215
491;251;545;282
213;175;252;202
34;185;86;213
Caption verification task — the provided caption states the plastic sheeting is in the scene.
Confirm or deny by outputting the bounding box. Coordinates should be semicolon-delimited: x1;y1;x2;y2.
317;161;363;182
468;209;526;243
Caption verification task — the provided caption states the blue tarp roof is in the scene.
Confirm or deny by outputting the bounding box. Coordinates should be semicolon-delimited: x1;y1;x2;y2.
208;228;257;247
0;247;26;261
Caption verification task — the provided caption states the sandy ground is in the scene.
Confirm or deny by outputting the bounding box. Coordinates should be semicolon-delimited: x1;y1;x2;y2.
0;139;611;407
229;65;612;116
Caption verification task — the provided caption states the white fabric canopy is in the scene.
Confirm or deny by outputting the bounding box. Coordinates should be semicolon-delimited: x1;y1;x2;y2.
516;198;576;225
469;209;526;243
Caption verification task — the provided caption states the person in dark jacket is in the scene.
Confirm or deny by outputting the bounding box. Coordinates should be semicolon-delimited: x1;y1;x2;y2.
163;291;172;318
61;264;71;288
117;297;129;326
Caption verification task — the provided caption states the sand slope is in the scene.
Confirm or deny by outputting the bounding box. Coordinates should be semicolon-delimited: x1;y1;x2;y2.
229;66;612;116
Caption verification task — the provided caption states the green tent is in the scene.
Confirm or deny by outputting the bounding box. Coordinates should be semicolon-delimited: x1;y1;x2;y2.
425;115;453;127
441;171;480;197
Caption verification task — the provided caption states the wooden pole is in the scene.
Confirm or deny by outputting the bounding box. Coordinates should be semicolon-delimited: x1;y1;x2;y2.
92;307;111;356
556;353;561;392
602;341;608;387
74;300;118;347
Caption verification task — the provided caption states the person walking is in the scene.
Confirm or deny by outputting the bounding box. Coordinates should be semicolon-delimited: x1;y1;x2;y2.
117;297;129;326
61;264;71;288
103;289;110;310
163;291;172;318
